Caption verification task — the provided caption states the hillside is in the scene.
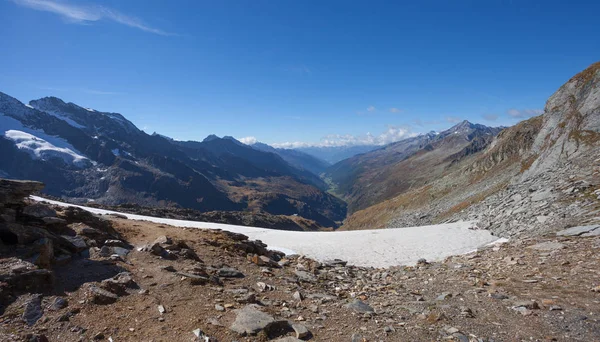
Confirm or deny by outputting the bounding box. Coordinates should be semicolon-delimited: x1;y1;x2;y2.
342;62;600;234
2;179;600;341
326;121;502;213
0;94;346;228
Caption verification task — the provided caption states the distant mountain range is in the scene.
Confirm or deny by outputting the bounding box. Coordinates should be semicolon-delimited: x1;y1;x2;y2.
0;94;346;228
325;120;503;213
293;145;379;164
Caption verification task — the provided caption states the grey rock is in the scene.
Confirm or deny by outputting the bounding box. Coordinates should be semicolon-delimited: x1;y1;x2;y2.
23;294;43;326
218;267;245;278
176;272;209;285
60;235;88;251
22;203;56;218
0;179;44;204
556;225;600;237
110;246;130;258
323;259;348;267
292;323;310;338
48;297;68;311
489;293;509;300
436;292;452;301
294;270;317;283
230;305;275;335
344;299;374;313
351;333;364;342
87;285;118;305
512;300;540;310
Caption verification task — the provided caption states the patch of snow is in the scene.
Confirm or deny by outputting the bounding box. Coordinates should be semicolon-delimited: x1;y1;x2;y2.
0;113;89;164
111;148;120;156
24;104;34;109
32;196;503;268
5;130;89;167
85;108;96;112
42;109;86;129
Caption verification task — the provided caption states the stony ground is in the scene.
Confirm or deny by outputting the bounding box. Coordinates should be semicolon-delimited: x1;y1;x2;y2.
2;213;600;342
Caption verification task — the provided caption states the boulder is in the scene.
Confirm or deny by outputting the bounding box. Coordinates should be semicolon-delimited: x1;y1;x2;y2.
0;179;44;204
22;204;56;219
22;294;44;326
230;305;275;335
344;299;374;313
86;285;118;305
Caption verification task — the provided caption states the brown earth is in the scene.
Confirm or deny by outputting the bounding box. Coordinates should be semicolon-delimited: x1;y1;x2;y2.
2;212;600;342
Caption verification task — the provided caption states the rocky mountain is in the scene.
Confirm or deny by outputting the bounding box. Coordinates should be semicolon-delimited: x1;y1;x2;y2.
0;93;346;228
250;142;331;176
325;120;502;213
295;145;379;164
342;61;600;234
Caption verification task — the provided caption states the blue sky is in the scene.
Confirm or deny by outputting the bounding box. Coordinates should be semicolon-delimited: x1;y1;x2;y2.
1;0;599;147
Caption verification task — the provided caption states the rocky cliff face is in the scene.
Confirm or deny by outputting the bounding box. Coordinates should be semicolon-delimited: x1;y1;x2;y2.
343;62;600;236
524;62;600;178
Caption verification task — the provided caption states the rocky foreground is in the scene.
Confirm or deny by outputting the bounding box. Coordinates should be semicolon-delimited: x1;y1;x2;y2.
1;179;600;341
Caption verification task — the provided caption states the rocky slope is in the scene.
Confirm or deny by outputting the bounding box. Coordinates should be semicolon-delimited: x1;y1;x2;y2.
0;94;346;228
1;179;600;341
342;62;600;235
326;121;502;214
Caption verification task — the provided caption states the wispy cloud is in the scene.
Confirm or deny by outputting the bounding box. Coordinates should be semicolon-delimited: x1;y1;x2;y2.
389;107;402;113
238;136;258;145
507;108;543;118
12;0;174;36
445;116;462;124
367;105;376;112
273;125;417;148
482;113;498;121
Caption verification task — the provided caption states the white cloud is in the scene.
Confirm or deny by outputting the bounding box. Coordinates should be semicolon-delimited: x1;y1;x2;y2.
367;106;376;112
238;136;258;145
12;0;173;36
272;125;417;148
389;108;402;113
507;108;543;118
482;113;498;121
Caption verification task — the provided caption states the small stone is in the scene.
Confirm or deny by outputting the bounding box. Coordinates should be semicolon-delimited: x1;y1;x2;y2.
294;270;317;283
218;267;245;278
160;265;177;272
215;304;225;312
49;297;68;311
549;305;563;311
292;291;303;301
87;285;118;305
351;333;364;342
158;305;166;314
344;299;374;313
292;323;310;338
489;293;509;300
23;294;43;326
